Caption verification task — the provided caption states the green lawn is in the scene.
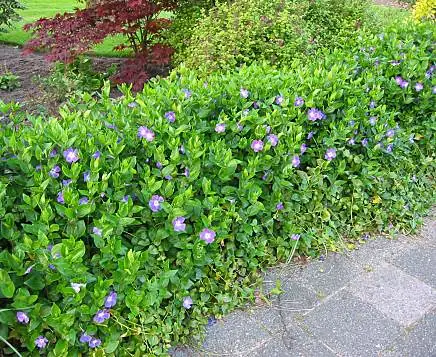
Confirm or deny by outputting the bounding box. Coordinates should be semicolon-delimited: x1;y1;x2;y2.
0;0;131;57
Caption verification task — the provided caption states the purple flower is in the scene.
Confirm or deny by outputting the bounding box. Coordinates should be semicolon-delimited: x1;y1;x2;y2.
35;336;48;349
62;179;72;186
370;101;376;109
180;145;185;154
390;60;401;66
172;217;186;232
262;171;269;181
276;202;284;210
47;244;53;251
49;165;61;178
104;291;117;308
294;97;304;107
307;131;314;140
275;95;284;105
93;227;102;236
349;120;355;127
93;151;101;159
49;149;57;158
199;228;216;244
57;192;64;204
395;76;408;88
240;88;249;98
128;101;137;108
291;155;300;168
149;195;164;212
35;165;42;171
361;138;368;147
300;143;307;154
400;80;409;89
165;111;176;123
24;264;34;274
386;144;393;153
432;86;436;94
237;122;244;131
80;333;92;343
267;134;278;147
89;338;102;348
291;234;300;241
79;197;89;205
183;296;193;309
182;89;192;98
325;148;336;161
251;140;264;153
165;175;173;180
369;116;377;126
252;101;259;109
71;282;86;293
215;123;226;133
63;148;79;164
184;168;190;177
307;108;325;121
138;126;155;142
156;162;163;169
93;310;110;324
121;195;129;203
242;109;249;116
415;83;424;92
386;129;395;138
16;311;29;324
348;138;355;145
48;264;56;270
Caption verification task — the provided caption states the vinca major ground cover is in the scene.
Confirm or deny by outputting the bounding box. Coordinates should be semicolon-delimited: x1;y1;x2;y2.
0;21;435;356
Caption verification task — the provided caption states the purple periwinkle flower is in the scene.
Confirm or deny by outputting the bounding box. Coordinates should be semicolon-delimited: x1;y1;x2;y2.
262;171;269;181
121;195;129;203
172;217;186;232
349;120;355;127
370;101;376;109
180;145;185;154
80;333;92;343
386;129;395;138
432;86;436;94
240;88;249;99
325;148;337;161
369;116;377;126
184;168;190;177
292;155;300;168
89;338;101;348
400;80;409;89
395;76;403;85
156;162;163;169
138;126;155;142
294;97;304;107
93;227;102;236
165;175;173;180
276;202;284;210
128;101;137;108
251;140;264;153
57;192;64;204
104;291;117;308
49;165;61;178
267;134;279;147
83;171;90;182
361;138;368;147
93;151;101;159
149;195;164;212
252;101;259;109
165;111;176;123
348;138;355;145
307;108;325;121
35;336;48;349
300;143;307;154
307;131;314;140
415;83;424;92
183;296;193;309
24;265;34;274
199;228;216;244
275;95;284;105
71;282;86;293
48;264;56;270
63;148;79;164
79;197;89;205
182;89;192;99
390;60;401;66
237;122;244;131
291;234;300;241
93;310;110;324
49;149;57;158
35;165;42;171
215;123;226;133
386;144;393;153
16;311;29;324
264;125;271;134
62;179;72;186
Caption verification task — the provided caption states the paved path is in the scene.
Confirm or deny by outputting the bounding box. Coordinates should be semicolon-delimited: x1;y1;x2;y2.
172;209;436;357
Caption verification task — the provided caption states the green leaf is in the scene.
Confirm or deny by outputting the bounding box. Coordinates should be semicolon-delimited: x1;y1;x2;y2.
0;270;15;298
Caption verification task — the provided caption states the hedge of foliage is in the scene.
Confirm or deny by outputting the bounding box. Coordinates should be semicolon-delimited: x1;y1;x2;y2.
0;21;435;356
174;0;376;72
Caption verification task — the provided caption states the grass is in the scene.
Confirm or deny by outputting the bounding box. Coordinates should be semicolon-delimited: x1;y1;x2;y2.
0;0;132;57
370;4;411;27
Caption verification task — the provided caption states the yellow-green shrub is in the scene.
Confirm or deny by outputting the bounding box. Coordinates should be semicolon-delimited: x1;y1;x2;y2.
413;0;436;21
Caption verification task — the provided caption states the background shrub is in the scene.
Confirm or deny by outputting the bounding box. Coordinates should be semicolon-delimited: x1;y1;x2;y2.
0;71;20;91
0;21;435;356
176;0;376;72
0;0;24;32
413;0;436;21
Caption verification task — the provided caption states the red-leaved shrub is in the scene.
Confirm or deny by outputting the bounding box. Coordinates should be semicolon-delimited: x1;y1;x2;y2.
23;0;178;90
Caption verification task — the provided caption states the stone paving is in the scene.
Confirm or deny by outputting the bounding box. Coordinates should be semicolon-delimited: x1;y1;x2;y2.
171;209;436;357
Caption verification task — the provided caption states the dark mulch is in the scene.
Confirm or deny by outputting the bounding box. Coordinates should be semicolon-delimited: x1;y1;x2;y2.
373;0;411;8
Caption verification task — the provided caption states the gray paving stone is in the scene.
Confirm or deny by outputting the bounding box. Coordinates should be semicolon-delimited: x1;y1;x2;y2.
392;246;436;289
381;311;436;357
347;262;436;327
292;253;362;297
251;326;338;357
302;291;402;357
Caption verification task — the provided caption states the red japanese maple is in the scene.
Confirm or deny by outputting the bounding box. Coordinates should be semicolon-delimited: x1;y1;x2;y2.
23;0;178;90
